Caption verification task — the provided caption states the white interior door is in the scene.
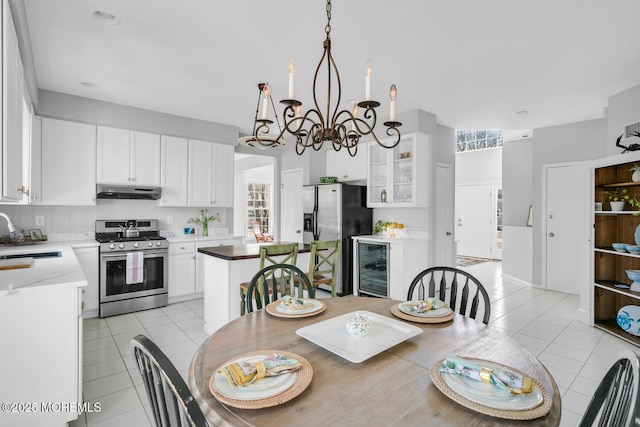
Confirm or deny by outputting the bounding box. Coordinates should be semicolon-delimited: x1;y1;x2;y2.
435;164;454;266
544;165;586;294
280;168;304;244
456;184;493;259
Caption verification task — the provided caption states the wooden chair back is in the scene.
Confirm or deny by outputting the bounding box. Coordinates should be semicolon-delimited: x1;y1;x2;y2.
308;240;340;297
252;221;273;242
579;350;640;427
407;266;491;324
259;243;298;268
131;334;208;427
246;263;315;313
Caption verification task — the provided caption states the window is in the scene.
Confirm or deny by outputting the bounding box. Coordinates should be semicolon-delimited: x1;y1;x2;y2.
246;182;271;241
456;129;503;152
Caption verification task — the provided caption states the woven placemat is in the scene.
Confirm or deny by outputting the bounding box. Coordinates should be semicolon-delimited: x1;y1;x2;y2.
390;303;454;324
265;299;327;318
429;358;552;420
210;350;313;409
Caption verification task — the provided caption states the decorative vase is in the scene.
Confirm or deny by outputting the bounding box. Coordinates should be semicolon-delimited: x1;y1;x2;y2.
633;170;640;182
202;222;209;237
611;201;626;211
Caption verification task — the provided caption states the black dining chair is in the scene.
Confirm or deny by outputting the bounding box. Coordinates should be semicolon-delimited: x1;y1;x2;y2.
131;334;209;427
579;350;640;427
246;263;315;313
406;266;491;324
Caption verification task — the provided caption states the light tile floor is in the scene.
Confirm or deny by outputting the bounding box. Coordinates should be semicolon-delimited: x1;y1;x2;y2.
69;261;638;426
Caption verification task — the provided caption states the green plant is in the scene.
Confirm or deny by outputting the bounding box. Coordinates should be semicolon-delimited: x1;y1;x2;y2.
628;195;640;215
605;188;629;202
631;164;640;172
191;209;217;226
373;220;391;234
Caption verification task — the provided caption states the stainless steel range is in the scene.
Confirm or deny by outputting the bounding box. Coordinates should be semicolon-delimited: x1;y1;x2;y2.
96;219;169;317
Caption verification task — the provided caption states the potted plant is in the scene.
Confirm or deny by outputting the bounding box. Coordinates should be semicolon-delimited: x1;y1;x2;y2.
605;188;629;211
628;195;640;216
191;210;217;236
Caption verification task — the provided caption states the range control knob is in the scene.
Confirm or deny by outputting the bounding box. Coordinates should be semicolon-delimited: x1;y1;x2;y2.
109;243;115;250
118;243;125;249
133;242;139;248
147;241;154;247
156;241;162;246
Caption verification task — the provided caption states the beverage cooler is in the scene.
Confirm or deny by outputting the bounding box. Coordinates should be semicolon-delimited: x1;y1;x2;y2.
355;240;390;298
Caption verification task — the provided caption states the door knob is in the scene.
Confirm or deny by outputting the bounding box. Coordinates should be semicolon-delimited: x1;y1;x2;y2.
548;232;555;237
446;232;452;236
296;230;301;233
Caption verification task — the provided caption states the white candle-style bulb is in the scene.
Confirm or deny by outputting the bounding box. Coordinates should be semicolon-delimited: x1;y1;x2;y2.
365;58;372;101
351;103;359;131
288;56;295;99
261;84;270;120
389;84;397;121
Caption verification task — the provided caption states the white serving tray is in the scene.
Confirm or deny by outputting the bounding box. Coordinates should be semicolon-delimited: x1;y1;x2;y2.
296;310;423;363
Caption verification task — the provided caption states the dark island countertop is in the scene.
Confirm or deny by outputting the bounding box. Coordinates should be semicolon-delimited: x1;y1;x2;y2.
197;242;311;261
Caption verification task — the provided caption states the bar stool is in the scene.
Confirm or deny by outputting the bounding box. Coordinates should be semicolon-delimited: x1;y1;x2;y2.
307;240;340;297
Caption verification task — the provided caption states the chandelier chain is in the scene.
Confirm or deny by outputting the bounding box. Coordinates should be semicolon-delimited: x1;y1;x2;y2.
325;0;331;36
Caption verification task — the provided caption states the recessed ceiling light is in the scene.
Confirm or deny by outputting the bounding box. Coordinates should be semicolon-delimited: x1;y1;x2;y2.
516;110;528;116
93;11;121;25
81;82;100;88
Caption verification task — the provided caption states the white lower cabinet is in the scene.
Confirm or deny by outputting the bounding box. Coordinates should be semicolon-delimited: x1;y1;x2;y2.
168;238;242;301
72;245;99;317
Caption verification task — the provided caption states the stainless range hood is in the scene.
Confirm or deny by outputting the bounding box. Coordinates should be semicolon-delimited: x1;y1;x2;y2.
96;184;162;200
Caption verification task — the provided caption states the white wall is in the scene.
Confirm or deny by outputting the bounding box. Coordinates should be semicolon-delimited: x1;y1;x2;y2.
455;147;502;185
607;83;640;157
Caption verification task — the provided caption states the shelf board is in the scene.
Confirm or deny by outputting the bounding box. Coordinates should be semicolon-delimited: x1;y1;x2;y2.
595;280;640;299
599;181;640;188
594;320;640;347
594;247;640;258
594;210;639;215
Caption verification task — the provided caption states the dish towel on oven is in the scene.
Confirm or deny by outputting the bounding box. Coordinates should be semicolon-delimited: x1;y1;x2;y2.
439;355;534;394
126;252;144;284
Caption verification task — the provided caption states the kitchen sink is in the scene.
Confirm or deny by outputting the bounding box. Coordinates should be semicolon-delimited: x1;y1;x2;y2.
0;251;62;260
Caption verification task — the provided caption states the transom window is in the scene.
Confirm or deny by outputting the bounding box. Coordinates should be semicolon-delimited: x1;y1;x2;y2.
456;129;503;152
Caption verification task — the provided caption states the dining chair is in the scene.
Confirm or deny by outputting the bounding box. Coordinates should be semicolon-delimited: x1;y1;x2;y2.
406;266;491;324
239;243;299;315
246;263;315;313
251;221;274;243
579;349;640;427
131;334;209;427
307;239;340;297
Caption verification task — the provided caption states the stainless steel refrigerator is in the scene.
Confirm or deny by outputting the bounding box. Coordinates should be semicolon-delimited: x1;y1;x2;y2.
303;183;372;296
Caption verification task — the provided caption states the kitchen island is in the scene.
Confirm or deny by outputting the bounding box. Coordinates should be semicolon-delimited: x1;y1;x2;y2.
0;243;86;427
198;242;311;334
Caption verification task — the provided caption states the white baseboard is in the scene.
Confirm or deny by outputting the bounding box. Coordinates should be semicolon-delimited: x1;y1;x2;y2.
502;273;532;287
168;292;204;305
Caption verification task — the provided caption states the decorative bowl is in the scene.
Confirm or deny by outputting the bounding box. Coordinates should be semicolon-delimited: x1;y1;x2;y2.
627;245;640;255
617;305;640;336
613;243;628;252
626;270;640;292
345;312;370;337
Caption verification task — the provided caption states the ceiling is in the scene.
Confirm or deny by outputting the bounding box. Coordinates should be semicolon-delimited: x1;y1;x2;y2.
19;0;640;137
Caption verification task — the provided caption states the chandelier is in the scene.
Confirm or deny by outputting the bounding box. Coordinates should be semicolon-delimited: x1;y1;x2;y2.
239;0;402;157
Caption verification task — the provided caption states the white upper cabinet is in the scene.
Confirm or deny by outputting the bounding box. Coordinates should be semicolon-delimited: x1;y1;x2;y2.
97;125;161;186
188;140;233;207
367;132;430;208
41;118;97;205
0;0;24;202
158;135;189;206
325;142;367;182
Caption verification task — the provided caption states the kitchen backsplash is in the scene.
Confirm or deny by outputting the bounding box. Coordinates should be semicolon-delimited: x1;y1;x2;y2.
0;199;230;237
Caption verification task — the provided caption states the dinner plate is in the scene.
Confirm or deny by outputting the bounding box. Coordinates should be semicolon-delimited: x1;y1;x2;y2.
398;302;453;318
430;358;552;420
390;304;454;324
211;355;298;400
266;298;326;318
209;350;313;409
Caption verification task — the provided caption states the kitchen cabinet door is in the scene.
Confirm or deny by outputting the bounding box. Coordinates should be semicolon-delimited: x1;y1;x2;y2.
326;143;367;182
168;242;196;298
97;126;161;186
41;118;97;205
0;0;24;202
97;126;130;184
188;139;234;207
158;135;188;206
73;245;99;316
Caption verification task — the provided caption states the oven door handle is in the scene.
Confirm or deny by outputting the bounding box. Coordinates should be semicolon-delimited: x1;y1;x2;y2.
101;250;168;259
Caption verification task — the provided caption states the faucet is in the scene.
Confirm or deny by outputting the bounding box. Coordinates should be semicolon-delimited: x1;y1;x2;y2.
0;212;16;232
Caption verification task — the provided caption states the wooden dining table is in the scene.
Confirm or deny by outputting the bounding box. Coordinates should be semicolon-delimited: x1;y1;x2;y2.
189;297;561;426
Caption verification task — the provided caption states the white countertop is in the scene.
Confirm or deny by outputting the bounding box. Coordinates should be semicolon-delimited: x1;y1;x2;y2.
352;232;428;244
0;242;87;295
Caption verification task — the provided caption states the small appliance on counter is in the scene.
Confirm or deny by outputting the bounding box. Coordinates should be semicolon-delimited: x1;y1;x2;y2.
95;219;168;317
